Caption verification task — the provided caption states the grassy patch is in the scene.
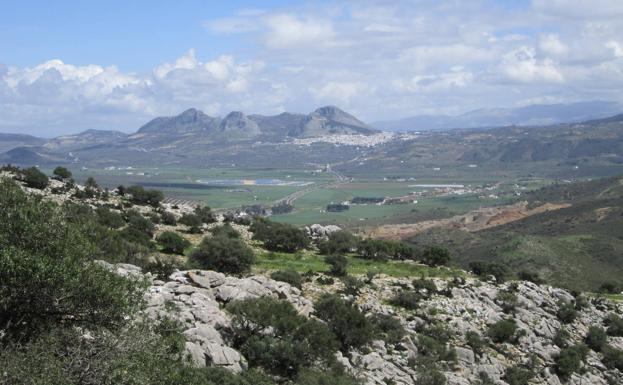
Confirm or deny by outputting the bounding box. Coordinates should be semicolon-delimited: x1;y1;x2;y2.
253;251;463;278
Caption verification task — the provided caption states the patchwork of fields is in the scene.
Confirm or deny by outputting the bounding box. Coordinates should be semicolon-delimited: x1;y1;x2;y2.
64;165;549;227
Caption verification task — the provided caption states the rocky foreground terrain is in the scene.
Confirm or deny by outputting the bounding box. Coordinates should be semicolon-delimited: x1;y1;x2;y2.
102;261;623;385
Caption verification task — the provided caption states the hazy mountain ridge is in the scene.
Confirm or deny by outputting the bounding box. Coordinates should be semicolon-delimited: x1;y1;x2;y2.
136;105;375;139
373;101;623;132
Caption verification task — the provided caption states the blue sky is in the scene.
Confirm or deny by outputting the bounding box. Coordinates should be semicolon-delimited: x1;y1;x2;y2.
1;0;623;136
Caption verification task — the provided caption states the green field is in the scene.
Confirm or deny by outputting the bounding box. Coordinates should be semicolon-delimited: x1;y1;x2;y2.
65;165;539;226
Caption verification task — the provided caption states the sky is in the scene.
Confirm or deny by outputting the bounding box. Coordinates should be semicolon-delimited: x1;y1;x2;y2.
1;0;623;136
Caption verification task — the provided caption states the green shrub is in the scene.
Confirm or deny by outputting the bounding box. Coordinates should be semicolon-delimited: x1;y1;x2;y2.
126;185;164;207
554;344;588;378
598;281;621;294
357;238;392;261
179;213;203;231
161;211;177;225
416;367;446;385
504;366;533;385
189;235;255;274
412;277;438;297
295;369;360;385
585;326;608;352
421;246;450;266
270;269;303;289
325;254;348;277
553;328;570;348
194;205;216;224
606;313;623;336
517;270;544;284
95;206;125;229
21;166;49;189
52;166;72;179
390;291;422;310
369;314;405;345
227;297;338;378
496;291;518;314
601;345;623;371
466;331;486;356
156;231;190;255
251;218;310;253
318;230;358;255
210;223;240;238
487;319;518;343
469;261;509;283
0;179;144;343
341;276;364;296
314;294;374;351
556;301;578;324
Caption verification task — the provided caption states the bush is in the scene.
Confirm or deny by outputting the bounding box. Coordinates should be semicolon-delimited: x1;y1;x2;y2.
210;223;240;238
412;277;438;297
601;345;623;371
341;276;364;296
126;185;164;207
496;291;518;314
421;246;450;266
466;331;486;356
52;166;72;179
194;205;216;224
314;294;374;351
557;301;578;324
0;179;144;342
179;213;203;229
504;366;533;385
469;261;509;283
251;218;309;253
227;297;338;378
21;166;49;189
161;211;177;225
487;319;518;343
554;344;588;378
156;231;190;255
585;326;608;352
369;313;406;345
295;369;360;385
598;281;621;294
416;368;446;385
325;254;348;277
517;270;544;284
357;238;392;261
390;291;422;310
270;269;303;289
317;230;358;255
606;313;623;336
95;206;125;229
189;235;254;274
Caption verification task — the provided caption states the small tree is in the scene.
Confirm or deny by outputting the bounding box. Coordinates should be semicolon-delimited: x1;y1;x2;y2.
314;294;374;351
421;246;451;266
554;344;588;378
270;269;302;289
21;167;49;189
189;235;254;274
52;166;72;180
487;319;518;343
325;255;348;276
585;326;607;352
156;231;190;255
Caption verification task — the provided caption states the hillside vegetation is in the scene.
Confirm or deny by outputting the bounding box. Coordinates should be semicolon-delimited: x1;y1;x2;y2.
409;176;623;291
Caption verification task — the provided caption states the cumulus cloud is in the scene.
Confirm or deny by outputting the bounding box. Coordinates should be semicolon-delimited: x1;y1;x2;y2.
3;0;623;136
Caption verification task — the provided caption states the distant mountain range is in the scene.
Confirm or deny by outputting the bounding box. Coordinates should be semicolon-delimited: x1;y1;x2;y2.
137;105;376;139
2;103;623;173
372;101;623;132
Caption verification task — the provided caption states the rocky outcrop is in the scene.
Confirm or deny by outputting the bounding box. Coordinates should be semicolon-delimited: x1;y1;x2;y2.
304;223;342;240
102;262;623;385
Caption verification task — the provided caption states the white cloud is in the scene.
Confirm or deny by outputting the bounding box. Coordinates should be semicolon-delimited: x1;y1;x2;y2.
539;34;568;57
499;46;564;83
4;1;623;136
263;14;334;49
